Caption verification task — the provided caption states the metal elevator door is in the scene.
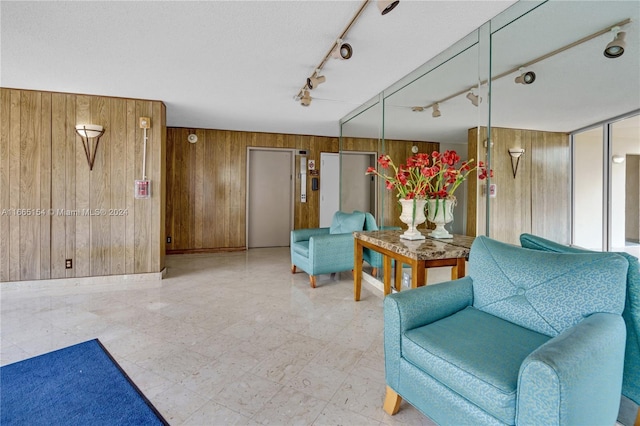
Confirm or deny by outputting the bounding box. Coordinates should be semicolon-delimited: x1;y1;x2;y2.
248;149;293;248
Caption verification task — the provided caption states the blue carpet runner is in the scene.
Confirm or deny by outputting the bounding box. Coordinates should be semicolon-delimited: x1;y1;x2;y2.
0;339;168;425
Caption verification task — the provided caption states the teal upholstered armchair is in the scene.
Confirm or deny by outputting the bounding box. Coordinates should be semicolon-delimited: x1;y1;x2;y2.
360;212;401;276
520;233;640;425
384;236;629;425
290;211;367;288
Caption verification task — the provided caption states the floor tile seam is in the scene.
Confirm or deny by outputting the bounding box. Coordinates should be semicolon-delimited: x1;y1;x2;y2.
324;399;387;424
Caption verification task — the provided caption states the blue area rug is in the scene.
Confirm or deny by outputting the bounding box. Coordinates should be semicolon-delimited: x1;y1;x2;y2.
1;339;168;426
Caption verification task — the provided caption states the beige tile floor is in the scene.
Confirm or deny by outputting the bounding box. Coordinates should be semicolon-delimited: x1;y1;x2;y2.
1;247;636;425
1;248;439;425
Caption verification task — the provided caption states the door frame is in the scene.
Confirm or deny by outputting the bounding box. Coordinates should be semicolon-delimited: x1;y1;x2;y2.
341;150;378;219
246;147;297;247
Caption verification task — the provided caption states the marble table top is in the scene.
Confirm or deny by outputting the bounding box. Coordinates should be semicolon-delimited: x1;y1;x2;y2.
353;230;474;261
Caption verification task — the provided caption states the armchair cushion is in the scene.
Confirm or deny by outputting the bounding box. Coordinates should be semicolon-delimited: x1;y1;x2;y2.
470;236;627;336
329;210;365;234
292;240;309;257
403;306;550;424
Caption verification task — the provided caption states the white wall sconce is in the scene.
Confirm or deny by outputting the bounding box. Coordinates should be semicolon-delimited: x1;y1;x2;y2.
508;147;525;178
75;124;105;171
612;154;625;164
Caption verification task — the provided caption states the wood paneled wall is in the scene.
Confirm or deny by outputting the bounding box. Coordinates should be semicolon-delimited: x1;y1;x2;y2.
467;126;570;244
166;128;437;251
166;128;338;252
0;88;166;282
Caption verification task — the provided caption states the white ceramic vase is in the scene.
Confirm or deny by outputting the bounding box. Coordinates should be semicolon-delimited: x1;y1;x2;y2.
399;198;427;240
426;198;455;239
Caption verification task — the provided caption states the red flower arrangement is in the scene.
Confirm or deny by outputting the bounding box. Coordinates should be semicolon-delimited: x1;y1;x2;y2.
366;150;492;200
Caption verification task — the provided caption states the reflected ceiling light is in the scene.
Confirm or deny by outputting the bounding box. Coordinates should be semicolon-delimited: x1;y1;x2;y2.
466;91;480;107
604;26;626;58
432;103;441;118
300;90;312;107
307;73;326;90
514;67;536;85
612;155;625;164
331;39;353;60
378;0;400;15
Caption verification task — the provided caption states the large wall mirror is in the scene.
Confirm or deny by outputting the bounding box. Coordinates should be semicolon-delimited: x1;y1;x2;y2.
342;0;639;247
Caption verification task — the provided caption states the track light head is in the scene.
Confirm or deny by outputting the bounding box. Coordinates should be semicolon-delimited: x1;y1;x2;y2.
411;106;424;112
466;91;481;107
515;68;536;85
604;27;626;58
300;90;312;107
432;103;441;118
307;75;326;90
331;40;353;60
378;0;400;15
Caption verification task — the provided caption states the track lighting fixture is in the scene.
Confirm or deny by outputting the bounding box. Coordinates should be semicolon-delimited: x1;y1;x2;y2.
307;74;326;90
300;90;312;107
411;106;424;112
331;39;353;60
432;103;441;118
604;26;626;58
466;91;480;107
378;0;400;15
514;67;536;85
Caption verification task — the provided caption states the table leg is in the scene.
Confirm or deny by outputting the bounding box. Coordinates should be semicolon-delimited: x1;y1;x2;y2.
383;255;392;296
411;260;426;288
451;257;466;279
354;239;363;301
394;260;403;291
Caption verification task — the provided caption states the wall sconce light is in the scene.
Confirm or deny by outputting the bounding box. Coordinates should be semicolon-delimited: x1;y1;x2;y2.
612;154;625;164
466;91;481;107
604;26;626;58
508;147;525;178
75;124;105;171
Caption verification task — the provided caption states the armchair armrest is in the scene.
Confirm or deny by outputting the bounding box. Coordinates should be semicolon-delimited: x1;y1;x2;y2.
384;278;473;389
307;232;357;273
517;313;626;426
291;227;329;244
384;277;473;333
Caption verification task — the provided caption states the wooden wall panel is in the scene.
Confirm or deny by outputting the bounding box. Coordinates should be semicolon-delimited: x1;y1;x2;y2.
0;88;165;282
467;126;569;244
165;128;437;252
531;131;570;242
0;90;11;281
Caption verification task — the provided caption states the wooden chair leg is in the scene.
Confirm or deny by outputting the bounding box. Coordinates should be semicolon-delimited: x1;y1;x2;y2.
310;275;316;288
371;267;378;276
291;265;297;274
634;406;640;426
383;386;402;415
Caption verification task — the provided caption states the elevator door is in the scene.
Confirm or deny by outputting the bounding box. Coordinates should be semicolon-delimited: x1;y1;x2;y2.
248;149;293;247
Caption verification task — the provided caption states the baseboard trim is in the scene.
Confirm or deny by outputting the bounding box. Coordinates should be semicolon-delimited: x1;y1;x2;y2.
0;269;166;298
166;247;246;255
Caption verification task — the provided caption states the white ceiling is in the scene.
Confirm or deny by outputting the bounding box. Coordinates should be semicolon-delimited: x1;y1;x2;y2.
355;0;640;143
0;0;518;137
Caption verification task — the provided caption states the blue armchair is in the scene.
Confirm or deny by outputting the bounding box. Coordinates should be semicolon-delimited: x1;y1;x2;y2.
360;212;401;276
384;236;628;425
520;233;640;425
290;211;366;288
